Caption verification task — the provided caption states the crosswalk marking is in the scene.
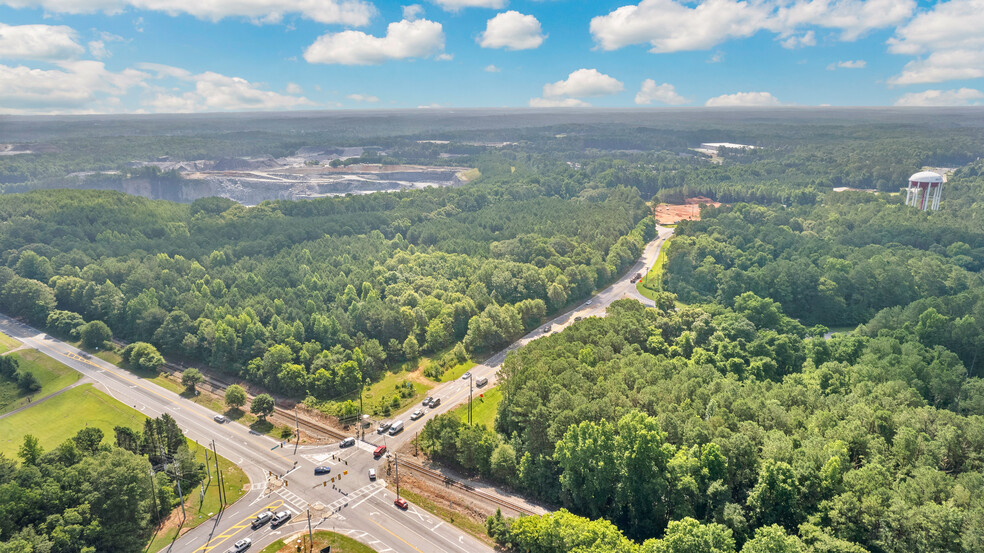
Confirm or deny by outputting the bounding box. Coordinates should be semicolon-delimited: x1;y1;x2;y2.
323;481;385;512
276;487;309;511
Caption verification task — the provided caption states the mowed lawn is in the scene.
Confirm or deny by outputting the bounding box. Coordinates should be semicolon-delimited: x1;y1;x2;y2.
0;349;82;415
449;385;502;429
0;331;20;354
259;530;376;553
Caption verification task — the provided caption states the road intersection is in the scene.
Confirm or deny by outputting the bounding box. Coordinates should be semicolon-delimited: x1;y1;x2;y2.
0;225;672;553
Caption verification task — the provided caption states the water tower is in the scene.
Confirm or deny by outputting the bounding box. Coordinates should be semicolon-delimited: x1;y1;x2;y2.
904;171;943;211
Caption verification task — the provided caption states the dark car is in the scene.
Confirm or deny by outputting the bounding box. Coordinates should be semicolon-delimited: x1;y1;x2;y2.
251;511;272;529
314;466;331;475
340;437;356;448
271;511;291;527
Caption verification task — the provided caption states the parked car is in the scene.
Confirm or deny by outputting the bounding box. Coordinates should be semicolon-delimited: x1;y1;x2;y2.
409;409;423;420
394;498;409;509
250;511;272;529
374;445;387;458
228;538;251;553
314;466;331;475
368;468;376;480
213;415;226;423
377;421;392;434
271;511;291;527
340;437;356;448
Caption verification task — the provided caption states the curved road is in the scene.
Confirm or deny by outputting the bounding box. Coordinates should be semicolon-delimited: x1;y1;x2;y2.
0;224;672;553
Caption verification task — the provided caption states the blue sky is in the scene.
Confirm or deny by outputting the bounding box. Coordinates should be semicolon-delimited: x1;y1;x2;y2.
0;0;982;113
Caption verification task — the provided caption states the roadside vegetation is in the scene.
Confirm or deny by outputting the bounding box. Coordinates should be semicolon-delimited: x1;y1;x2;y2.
258;530;377;553
0;349;80;415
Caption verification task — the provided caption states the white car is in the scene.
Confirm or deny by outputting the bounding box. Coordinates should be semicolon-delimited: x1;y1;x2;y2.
409;409;424;420
213;415;226;423
228;538;251;553
368;468;376;480
585;300;592;305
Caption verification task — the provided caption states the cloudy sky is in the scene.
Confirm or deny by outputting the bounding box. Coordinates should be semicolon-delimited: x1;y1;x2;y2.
0;0;982;113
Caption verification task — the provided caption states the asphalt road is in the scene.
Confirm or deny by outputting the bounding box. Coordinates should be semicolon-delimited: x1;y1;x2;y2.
368;225;675;452
0;316;493;553
0;225;672;553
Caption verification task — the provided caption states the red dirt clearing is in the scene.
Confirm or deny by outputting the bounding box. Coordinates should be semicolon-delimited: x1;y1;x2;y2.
654;197;722;224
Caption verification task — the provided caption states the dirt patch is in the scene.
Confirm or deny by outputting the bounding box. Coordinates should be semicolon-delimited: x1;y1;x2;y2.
654;196;722;224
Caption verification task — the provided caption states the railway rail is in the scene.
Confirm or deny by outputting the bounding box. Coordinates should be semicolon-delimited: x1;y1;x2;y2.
397;457;540;517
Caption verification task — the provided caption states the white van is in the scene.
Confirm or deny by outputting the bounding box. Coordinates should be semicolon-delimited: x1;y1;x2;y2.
476;377;488;387
388;420;405;435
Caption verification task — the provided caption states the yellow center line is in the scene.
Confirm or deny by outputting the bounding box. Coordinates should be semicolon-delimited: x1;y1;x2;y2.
367;515;426;553
194;499;284;552
60;351;290;463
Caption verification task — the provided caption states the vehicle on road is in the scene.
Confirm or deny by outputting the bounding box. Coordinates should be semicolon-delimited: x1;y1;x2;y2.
476;377;488;387
314;466;331;475
585;300;592;305
228;538;251;552
368;468;376;480
574;316;582;322
271;511;291;527
394;497;409;509
422;396;433;407
389;420;405;435
377;421;391;434
461;372;471;380
374;445;387;458
340;437;356;448
409;409;423;420
543;325;551;333
250;511;272;529
213;415;226;423
429;397;441;408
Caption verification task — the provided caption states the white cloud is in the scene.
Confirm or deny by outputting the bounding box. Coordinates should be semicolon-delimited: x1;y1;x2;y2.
347;93;379;102
304;18;445;65
635;79;690;105
0;0;374;25
888;0;984;85
432;0;506;11
478;11;545;50
484;64;501;72
543;68;623;99
0;23;85;61
894;87;984;106
779;30;814;49
140;66;314;112
705;91;782;106
708;50;724;63
0;60;145;112
827;59;866;70
403;3;424;19
529;97;591;107
590;0;913;53
286;82;303;94
435;52;453;61
88;40;108;58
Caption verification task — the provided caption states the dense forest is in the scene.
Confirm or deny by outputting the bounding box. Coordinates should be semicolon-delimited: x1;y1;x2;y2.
0;175;651;412
0;415;204;553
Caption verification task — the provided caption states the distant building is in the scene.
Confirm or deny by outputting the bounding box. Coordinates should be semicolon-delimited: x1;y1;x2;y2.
904;171;944;211
699;142;756;153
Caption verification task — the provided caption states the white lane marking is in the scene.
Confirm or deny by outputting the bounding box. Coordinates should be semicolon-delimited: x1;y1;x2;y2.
431;521;444;531
349;484;386;509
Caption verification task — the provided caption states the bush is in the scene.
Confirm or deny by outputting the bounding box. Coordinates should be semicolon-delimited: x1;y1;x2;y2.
17;371;41;393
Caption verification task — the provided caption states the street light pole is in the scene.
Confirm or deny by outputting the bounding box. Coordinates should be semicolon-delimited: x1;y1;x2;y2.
468;374;473;425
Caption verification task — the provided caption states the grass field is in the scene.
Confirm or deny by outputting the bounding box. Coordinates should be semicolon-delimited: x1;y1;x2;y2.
362;367;433;417
0;349;82;415
449;386;501;429
439;360;476;383
636;235;673;301
0;381;249;553
0;331;21;354
393;487;491;544
259;530;376;553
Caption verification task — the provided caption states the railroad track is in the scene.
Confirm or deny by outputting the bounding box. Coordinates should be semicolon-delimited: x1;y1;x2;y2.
398;458;540;517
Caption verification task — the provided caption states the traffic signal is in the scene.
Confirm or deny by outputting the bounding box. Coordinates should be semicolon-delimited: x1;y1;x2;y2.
343;470;347;475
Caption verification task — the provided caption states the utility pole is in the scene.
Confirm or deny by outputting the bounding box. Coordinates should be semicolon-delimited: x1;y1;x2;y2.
394;454;400;499
293;407;300;455
173;463;186;521
148;469;160;525
307;509;314;553
212;440;225;507
203;447;211;483
468;374;473;425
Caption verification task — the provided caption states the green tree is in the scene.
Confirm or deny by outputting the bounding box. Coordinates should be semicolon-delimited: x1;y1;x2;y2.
740;525;803;553
640;517;736;553
225;384;247;409
80;320;113;349
18;434;43;465
181;368;204;392
251;393;275;420
746;460;801;530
